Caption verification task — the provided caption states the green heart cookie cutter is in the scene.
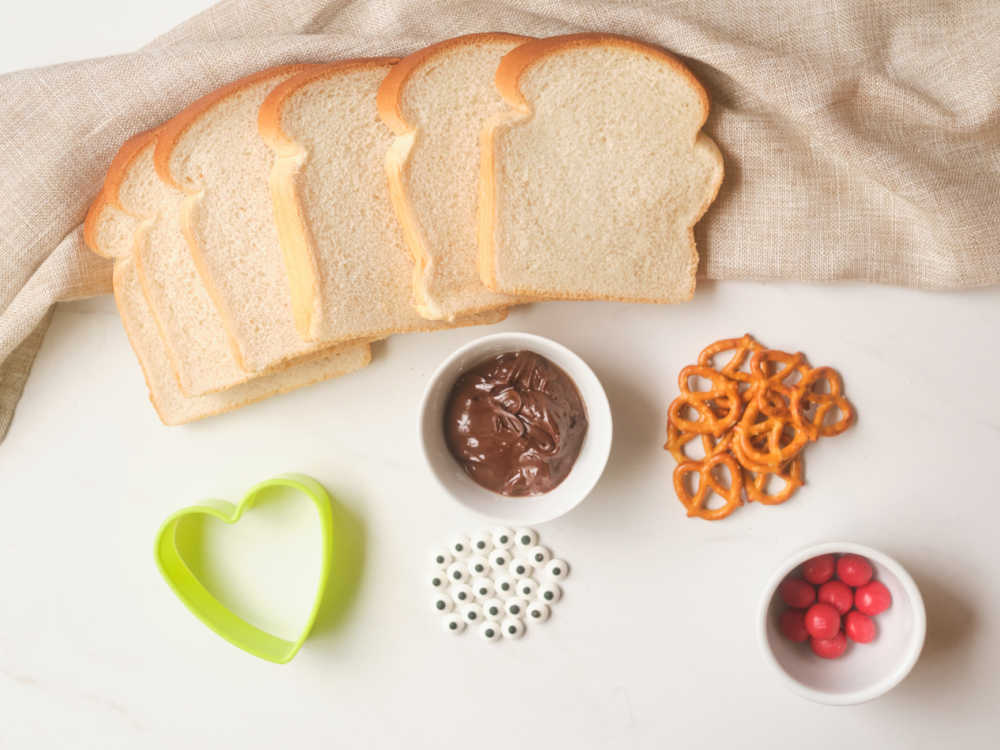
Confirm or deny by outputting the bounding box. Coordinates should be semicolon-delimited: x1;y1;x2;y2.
154;473;333;664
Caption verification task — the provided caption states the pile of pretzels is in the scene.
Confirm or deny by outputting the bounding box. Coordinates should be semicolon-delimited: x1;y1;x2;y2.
664;335;855;521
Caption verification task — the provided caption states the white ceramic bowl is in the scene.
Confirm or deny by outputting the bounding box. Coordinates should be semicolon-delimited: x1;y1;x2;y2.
757;541;926;705
419;332;612;524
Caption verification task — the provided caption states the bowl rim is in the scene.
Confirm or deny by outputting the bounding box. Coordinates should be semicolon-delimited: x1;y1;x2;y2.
418;331;613;524
756;541;926;705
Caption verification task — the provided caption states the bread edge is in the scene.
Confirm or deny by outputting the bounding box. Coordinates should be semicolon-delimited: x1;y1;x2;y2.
83;129;159;258
377;33;531;321
112;261;373;425
257;58;511;344
153;64;324;371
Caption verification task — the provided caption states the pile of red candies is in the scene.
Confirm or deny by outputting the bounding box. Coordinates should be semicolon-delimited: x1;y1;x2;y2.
777;553;892;658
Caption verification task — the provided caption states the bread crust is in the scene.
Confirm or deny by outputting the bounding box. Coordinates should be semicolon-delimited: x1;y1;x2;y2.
258;58;508;341
376;32;529;135
83;129;158;258
152;64;320;189
376;33;530;321
114;261;372;425
91;121;369;399
480;33;724;303
153;65;327;372
259;59;394;340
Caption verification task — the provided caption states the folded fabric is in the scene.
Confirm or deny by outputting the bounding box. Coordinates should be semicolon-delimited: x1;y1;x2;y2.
1;0;997;443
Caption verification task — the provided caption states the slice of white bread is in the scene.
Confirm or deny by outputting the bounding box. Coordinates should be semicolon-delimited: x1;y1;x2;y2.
112;257;370;425
153;65;331;373
478;34;724;302
258;59;506;344
376;33;531;321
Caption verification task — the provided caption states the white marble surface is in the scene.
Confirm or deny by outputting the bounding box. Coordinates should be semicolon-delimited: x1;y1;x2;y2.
2;6;999;749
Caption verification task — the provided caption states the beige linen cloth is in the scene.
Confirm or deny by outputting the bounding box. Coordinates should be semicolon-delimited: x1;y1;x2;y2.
1;0;998;442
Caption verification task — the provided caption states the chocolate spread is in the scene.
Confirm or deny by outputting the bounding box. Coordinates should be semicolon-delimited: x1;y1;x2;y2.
443;351;588;497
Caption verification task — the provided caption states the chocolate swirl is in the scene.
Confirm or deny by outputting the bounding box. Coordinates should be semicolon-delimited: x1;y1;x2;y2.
443;351;588;496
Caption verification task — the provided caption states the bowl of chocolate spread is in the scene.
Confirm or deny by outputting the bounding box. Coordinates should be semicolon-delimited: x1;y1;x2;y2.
420;333;612;523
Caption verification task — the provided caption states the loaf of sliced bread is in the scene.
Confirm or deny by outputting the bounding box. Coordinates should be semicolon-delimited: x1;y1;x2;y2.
377;33;530;321
259;59;505;344
478;34;724;302
113;258;371;425
153;65;330;373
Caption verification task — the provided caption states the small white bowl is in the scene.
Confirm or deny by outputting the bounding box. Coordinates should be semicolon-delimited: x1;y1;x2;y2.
757;541;926;705
419;332;612;524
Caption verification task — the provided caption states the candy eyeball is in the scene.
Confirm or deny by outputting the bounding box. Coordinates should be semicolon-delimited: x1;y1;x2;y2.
494;575;517;597
489;550;511;571
446;562;469;584
460;603;484;624
516;578;538;600
544;559;569;580
431;548;453;569
514;528;538;549
432;593;454;613
526;601;550;622
504;598;528;618
482;598;504;620
449;535;471;558
450;583;474;605
479;621;501;641
526;545;552;566
538;582;562;604
491;527;514;548
508;559;533;579
442;613;465;634
433;528;567;641
471;577;494;599
501;617;525;639
470;530;492;554
466;556;489;577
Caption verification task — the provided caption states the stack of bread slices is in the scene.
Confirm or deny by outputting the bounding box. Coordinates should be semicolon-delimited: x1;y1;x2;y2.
85;33;723;425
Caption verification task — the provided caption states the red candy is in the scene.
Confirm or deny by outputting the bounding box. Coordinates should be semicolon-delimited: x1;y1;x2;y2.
836;554;873;587
810;631;848;659
779;609;809;643
802;554;836;585
777;553;891;653
845;611;877;643
855;580;892;615
804;602;841;640
817;580;853;615
779;577;816;609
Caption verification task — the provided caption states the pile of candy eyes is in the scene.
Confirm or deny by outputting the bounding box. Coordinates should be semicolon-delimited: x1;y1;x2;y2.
777;553;892;658
430;527;569;641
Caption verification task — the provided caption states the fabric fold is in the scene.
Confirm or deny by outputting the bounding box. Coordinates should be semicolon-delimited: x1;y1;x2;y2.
0;0;997;443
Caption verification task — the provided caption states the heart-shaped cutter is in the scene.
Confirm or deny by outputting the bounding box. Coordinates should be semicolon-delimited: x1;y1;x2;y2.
154;473;333;664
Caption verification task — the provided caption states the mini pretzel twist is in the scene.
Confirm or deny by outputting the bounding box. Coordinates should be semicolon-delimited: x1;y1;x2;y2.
697;334;763;384
790;366;855;440
665;335;855;521
664;421;732;464
667;365;741;436
673;451;744;521
743;456;804;505
748;349;811;388
732;398;810;469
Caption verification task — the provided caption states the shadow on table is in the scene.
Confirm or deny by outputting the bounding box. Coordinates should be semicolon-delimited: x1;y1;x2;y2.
888;561;977;701
310;491;366;638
